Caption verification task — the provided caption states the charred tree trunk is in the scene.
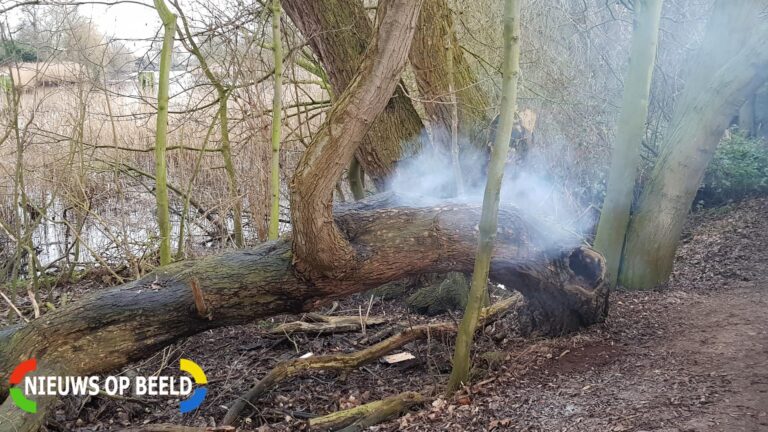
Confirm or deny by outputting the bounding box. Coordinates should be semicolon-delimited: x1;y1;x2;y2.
283;0;426;186
0;195;608;432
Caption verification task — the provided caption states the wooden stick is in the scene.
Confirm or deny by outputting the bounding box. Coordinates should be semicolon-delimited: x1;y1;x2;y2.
189;278;211;319
309;391;425;431
0;290;28;323
119;425;235;432
223;296;522;425
267;314;386;336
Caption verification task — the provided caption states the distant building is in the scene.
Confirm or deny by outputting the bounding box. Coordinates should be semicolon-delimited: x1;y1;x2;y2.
0;62;87;88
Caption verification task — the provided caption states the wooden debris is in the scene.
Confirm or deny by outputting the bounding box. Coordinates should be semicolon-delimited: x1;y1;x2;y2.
222;296;523;426
118;425;235;432
308;391;425;431
380;352;416;364
267;314;387;336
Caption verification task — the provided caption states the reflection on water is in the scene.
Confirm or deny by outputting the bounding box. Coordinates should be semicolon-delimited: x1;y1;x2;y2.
30;192;217;271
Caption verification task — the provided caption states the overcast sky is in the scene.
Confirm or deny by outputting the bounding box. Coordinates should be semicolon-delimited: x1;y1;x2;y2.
81;1;161;52
4;0;162;53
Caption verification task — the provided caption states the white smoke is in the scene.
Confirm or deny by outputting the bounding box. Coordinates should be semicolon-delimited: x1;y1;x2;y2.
388;134;594;251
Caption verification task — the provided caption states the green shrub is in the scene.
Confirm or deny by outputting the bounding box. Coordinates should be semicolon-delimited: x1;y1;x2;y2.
0;40;37;63
699;130;768;206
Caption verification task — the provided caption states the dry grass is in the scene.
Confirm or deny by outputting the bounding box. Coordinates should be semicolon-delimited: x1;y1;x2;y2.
0;66;327;275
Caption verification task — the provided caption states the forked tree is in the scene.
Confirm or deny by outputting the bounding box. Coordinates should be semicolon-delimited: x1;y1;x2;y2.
593;0;663;285
619;0;768;289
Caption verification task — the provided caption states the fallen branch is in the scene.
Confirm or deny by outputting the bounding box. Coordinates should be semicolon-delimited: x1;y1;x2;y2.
119;425;235;432
308;391;425;431
222;296;522;425
267;314;387;336
0;290;28;323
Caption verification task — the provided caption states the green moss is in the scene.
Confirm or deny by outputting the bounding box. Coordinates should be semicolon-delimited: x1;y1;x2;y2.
368;279;411;300
406;272;469;316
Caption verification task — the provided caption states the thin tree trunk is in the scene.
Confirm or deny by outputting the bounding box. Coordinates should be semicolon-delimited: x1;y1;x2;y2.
172;3;243;246
268;0;283;240
153;0;177;266
447;0;521;393
217;91;244;247
446;29;464;195
619;0;768;289
593;0;663;286
348;157;365;200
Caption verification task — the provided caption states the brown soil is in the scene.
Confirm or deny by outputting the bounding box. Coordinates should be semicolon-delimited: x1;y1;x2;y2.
9;198;768;431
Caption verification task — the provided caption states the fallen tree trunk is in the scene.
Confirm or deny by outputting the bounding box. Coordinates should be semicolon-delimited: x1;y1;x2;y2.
0;194;608;432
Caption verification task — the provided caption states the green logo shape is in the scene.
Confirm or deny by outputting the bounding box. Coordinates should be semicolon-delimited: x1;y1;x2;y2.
9;388;36;414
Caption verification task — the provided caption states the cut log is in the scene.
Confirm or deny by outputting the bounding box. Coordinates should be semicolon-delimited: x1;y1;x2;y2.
0;194;608;432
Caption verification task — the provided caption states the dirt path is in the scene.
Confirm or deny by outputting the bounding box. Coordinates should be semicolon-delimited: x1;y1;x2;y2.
668;288;768;431
379;287;767;431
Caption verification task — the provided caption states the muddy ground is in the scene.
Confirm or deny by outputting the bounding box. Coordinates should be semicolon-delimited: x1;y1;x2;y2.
6;198;768;431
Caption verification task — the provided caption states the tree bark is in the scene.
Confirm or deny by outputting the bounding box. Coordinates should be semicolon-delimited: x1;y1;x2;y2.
308;392;425;431
738;93;756;136
0;195;609;432
593;0;663;286
268;0;283;240
348;157;365;200
619;0;768;289
447;0;521;393
409;0;490;157
282;0;426;186
153;0;176;265
289;0;424;277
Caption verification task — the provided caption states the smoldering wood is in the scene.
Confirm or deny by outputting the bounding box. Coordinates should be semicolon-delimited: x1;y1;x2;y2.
0;193;608;432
